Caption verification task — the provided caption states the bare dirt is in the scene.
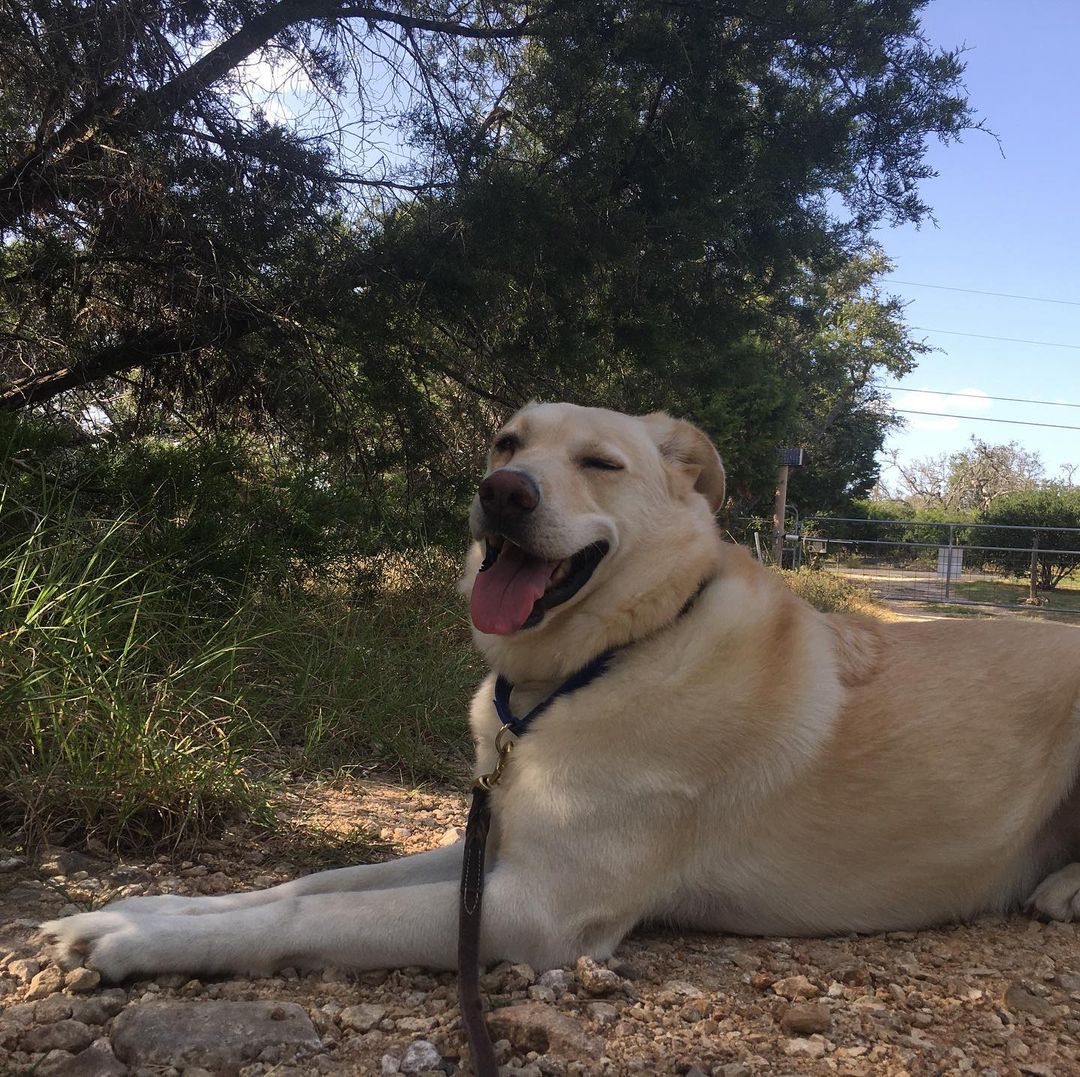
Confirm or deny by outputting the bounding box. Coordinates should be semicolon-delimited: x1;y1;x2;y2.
2;778;1078;1076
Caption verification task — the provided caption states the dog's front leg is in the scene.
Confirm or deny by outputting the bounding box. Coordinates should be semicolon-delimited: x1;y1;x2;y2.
99;843;469;918
42;864;630;982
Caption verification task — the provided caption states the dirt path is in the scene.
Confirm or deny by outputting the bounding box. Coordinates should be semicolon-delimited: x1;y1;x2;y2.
2;779;1078;1076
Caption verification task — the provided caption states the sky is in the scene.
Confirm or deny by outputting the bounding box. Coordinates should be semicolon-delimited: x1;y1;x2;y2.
874;0;1080;487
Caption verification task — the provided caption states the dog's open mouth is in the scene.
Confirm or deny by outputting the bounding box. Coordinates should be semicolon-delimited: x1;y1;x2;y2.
470;537;609;636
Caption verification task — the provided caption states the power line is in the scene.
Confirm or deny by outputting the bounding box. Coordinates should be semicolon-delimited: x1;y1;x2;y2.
885;385;1080;410
888;279;1080;309
895;409;1080;432
911;326;1080;351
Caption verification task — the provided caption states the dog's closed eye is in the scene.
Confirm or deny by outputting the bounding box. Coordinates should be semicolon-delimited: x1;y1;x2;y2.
580;456;624;471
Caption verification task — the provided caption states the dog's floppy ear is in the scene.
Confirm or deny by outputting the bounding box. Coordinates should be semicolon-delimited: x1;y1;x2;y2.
641;412;726;511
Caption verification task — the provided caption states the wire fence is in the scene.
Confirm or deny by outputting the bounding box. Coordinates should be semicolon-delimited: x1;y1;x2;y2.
729;515;1080;621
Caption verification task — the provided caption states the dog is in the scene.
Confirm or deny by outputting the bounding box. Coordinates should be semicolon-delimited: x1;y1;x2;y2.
40;402;1080;982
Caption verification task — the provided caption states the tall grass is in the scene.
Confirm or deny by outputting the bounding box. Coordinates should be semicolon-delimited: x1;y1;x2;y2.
0;493;265;847
239;548;481;780
0;485;480;851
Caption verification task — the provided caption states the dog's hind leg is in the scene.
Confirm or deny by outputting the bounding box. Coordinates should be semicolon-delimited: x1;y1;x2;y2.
1027;862;1080;921
1025;724;1080;922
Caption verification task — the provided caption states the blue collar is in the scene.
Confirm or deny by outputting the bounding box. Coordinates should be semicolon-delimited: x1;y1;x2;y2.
491;576;712;739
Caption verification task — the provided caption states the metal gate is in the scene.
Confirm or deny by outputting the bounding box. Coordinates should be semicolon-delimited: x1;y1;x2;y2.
752;516;1080;620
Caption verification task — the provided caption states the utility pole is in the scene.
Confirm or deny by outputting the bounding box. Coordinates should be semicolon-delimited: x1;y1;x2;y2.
772;447;805;566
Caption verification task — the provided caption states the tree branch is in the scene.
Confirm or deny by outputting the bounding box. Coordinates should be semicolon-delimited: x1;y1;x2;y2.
0;0;534;228
0;310;262;411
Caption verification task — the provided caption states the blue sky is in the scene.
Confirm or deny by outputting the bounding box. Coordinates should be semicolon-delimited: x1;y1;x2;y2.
874;0;1080;485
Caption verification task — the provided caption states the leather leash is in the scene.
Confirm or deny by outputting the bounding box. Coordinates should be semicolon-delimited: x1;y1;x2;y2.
456;578;713;1076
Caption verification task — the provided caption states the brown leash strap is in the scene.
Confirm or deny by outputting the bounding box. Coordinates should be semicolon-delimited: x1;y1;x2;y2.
458;784;498;1077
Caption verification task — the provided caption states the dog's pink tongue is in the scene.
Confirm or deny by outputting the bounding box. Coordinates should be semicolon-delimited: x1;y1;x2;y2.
471;542;558;635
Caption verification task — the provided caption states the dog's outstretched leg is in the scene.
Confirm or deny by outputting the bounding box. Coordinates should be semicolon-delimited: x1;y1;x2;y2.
40;866;630;981
86;843;467;919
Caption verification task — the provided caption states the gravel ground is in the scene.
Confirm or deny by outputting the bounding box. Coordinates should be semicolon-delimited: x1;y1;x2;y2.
2;778;1078;1077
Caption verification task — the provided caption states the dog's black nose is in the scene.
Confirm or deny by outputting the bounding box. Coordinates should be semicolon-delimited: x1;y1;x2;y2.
479;469;540;521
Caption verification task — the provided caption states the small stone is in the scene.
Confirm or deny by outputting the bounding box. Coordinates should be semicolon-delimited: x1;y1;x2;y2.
587;1002;619;1027
36;995;74;1023
779;1003;831;1036
575;956;623;996
1055;972;1080;992
537;969;574;995
110;1000;320;1069
380;1054;401;1074
714;1065;750;1077
27;965;65;999
63;998;119;1027
340;1003;387;1033
1004;983;1055;1020
660;980;704;999
772;975;818;1001
65;967;101;992
1007;1036;1031;1059
528;985;556;1003
0;856;26;872
21;1019;96;1053
398;1039;442;1074
730;951;762;971
438;827;466;847
36;1050;75;1074
487;1003;603;1060
783;1035;827;1058
506;963;538;989
42;1039;129;1076
8;957;41;982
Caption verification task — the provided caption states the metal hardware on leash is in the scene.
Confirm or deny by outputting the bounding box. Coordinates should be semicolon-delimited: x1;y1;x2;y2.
472;725;515;791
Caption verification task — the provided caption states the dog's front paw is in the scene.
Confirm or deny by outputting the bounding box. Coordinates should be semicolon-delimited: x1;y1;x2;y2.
38;910;161;982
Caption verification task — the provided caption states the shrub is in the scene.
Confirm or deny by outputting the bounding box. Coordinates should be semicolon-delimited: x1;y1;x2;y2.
779;569;882;616
971;486;1080;591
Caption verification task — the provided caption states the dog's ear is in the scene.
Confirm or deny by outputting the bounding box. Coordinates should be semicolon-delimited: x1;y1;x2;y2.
641;412;726;511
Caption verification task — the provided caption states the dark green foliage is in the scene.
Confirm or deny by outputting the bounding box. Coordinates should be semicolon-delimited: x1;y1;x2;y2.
1;0;974;521
971;488;1080;591
0;451;479;848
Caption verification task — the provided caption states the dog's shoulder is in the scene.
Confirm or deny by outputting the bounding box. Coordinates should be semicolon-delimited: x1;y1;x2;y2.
825;612;885;687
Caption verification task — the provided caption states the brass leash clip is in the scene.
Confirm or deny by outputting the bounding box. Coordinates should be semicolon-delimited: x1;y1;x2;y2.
472;725;516;791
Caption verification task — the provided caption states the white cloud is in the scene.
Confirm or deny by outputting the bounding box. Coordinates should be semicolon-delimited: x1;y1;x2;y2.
893;387;991;431
233;52;315;124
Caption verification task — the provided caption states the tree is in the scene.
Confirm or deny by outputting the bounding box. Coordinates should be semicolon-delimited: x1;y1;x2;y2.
882;438;1044;513
1;0;978;525
783;250;928;512
972;487;1080;592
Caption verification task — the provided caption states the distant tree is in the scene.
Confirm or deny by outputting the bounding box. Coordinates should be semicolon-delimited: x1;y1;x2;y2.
972;487;1080;591
883;438;1044;513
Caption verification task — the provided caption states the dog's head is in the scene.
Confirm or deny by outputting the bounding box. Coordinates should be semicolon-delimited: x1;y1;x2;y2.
463;403;725;673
